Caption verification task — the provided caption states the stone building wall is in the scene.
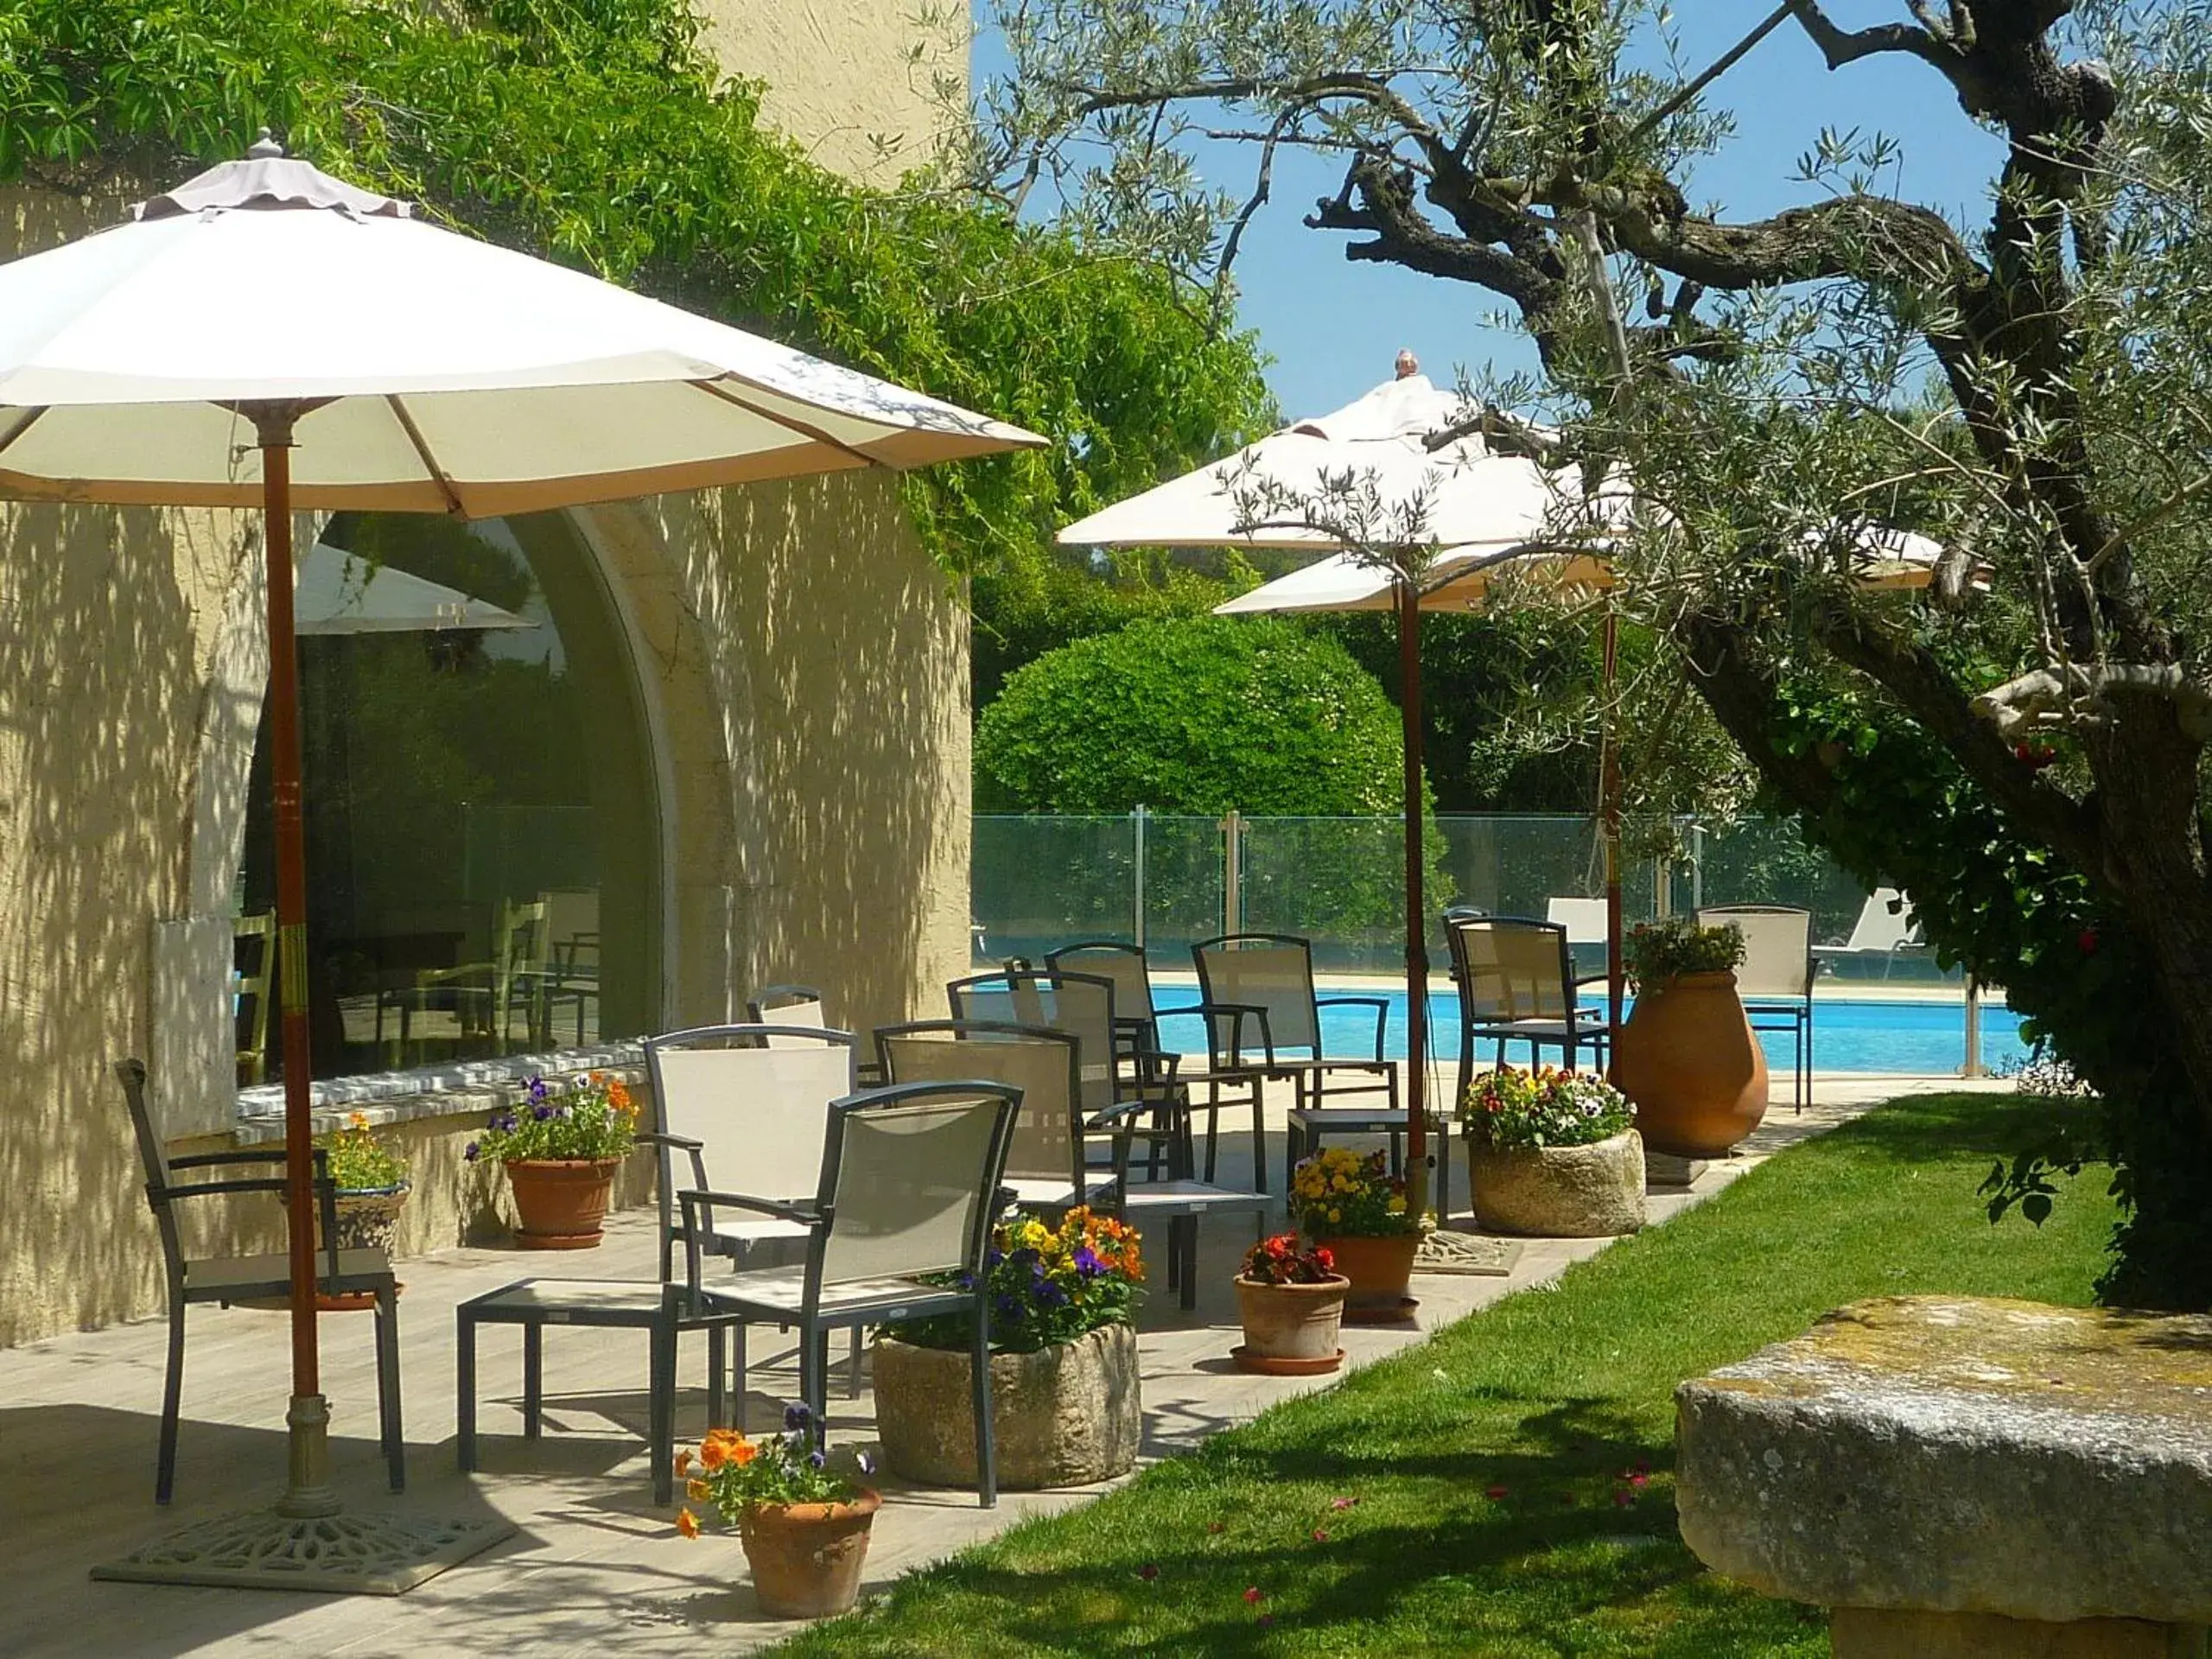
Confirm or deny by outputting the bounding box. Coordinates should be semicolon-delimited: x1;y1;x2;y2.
0;0;976;1346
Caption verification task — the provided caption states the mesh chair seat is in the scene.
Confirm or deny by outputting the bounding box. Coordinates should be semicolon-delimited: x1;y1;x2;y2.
183;1249;392;1297
702;1264;977;1323
1115;1179;1273;1220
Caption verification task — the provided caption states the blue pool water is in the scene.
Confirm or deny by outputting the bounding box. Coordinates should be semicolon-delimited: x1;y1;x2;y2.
1152;992;2026;1077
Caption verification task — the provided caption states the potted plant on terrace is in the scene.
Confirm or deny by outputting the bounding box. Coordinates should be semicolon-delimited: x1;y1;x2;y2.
312;1110;411;1310
874;1207;1143;1490
1232;1233;1348;1375
1612;917;1768;1158
1461;1066;1646;1237
675;1402;880;1619
1291;1147;1429;1320
465;1071;639;1249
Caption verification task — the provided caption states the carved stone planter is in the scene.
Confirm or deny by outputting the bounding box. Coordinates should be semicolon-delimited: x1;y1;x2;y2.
1465;1129;1646;1237
874;1323;1140;1491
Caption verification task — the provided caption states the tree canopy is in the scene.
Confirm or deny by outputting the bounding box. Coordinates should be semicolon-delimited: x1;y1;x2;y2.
980;0;2212;1306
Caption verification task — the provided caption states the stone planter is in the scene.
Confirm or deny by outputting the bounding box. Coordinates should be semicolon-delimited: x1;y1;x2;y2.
314;1183;410;1310
874;1323;1140;1490
1233;1274;1349;1373
738;1489;880;1619
1465;1130;1646;1237
1613;970;1769;1157
1311;1232;1420;1317
504;1157;620;1249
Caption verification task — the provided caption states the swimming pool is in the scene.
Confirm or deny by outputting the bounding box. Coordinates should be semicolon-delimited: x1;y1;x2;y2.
1152;992;2027;1077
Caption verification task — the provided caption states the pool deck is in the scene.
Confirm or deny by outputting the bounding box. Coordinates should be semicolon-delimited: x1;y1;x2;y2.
0;1070;2001;1658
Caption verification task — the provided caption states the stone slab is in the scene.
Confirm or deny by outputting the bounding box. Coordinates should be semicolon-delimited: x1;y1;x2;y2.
1832;1608;2206;1659
1675;1296;2212;1625
1643;1151;1709;1188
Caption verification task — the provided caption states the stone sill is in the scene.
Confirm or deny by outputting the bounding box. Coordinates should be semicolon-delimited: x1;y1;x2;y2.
229;1044;648;1146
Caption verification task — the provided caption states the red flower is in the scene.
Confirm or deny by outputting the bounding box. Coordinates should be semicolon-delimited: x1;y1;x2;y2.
2079;927;2099;955
1484;1484;1509;1501
1313;1248;1334;1272
1311;1528;1330;1543
1243;1586;1264;1605
1207;1521;1227;1534
1138;1563;1160;1582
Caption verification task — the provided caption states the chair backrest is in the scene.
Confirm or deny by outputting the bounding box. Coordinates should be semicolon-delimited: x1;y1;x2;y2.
809;1083;1019;1291
493;897;549;1051
1699;905;1812;998
1843;887;1918;952
1544;896;1610;944
643;1024;857;1211
1044;942;1155;1026
114;1058;186;1282
232;912;276;1084
747;984;833;1047
1446;916;1573;1022
876;1021;1083;1190
1192;933;1319;1058
540;887;600;978
948;969;1120;1114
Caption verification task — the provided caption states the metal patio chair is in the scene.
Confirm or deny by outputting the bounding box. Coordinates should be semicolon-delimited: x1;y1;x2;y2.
683;1081;1021;1505
1191;933;1408;1198
878;1020;1267;1307
749;983;884;1084
641;1023;867;1395
115;1058;404;1504
1445;914;1611;1104
1700;904;1814;1112
1046;939;1268;1192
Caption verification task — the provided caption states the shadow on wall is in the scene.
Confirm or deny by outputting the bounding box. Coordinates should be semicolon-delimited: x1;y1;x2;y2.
0;499;245;1344
662;469;969;1039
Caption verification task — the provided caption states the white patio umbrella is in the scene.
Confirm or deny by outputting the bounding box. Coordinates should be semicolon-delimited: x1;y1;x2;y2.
2;132;1042;1592
295;543;531;635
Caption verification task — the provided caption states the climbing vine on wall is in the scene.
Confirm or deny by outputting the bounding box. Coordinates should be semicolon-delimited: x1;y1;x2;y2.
0;0;1274;573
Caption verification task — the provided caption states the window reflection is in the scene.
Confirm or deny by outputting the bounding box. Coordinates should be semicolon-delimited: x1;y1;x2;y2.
239;512;658;1082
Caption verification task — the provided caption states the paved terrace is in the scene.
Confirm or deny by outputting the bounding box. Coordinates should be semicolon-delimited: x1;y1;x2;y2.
0;1072;1997;1657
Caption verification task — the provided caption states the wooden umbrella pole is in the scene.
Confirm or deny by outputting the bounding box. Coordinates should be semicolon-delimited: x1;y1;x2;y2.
251;403;336;1517
1398;575;1429;1216
1602;606;1624;1061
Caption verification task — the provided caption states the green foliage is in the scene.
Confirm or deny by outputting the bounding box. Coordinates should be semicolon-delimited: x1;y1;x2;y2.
976;615;1402;816
1624;917;1745;988
318;1111;409;1192
1290;1145;1423;1237
1461;1065;1636;1149
0;0;1274;578
681;1407;861;1527
465;1071;639;1165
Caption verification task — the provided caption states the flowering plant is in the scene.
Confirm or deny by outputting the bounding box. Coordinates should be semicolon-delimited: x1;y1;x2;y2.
674;1402;870;1536
1237;1233;1340;1286
1290;1147;1425;1237
1624;917;1745;987
1461;1065;1635;1150
884;1206;1143;1356
318;1110;409;1192
463;1072;639;1166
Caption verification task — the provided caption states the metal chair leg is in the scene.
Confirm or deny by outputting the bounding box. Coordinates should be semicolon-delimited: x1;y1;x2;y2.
522;1324;543;1440
847;1325;864;1401
156;1299;186;1504
648;1319;677;1506
456;1308;478;1473
376;1282;405;1491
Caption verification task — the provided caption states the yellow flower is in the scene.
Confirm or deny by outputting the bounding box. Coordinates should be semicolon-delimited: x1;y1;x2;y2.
347;1111;369;1131
1327;1207;1342;1224
687;1478;710;1501
1387;1197;1408;1214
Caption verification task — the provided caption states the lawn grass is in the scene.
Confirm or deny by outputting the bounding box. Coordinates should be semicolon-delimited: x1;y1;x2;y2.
771;1093;2117;1657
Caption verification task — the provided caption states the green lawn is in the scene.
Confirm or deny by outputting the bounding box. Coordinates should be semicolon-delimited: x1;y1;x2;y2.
772;1093;2117;1657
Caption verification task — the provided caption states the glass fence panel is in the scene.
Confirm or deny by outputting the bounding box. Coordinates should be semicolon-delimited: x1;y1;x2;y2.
1140;815;1226;970
1237;817;1412;974
971;816;1140;967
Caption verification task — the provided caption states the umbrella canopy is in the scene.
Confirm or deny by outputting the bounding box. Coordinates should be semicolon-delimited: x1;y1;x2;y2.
0;152;1039;515
0;135;1041;1578
295;543;530;635
1215;524;1946;614
1057;372;1620;552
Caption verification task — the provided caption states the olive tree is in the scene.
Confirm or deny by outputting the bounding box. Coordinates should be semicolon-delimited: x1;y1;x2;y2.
969;0;2212;1306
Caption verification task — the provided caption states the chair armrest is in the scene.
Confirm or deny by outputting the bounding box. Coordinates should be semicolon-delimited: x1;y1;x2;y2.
158;1175;293;1201
1192;1000;1276;1065
168;1147;296;1172
1572;969;1611;988
1316;995;1389;1060
411;962;495;990
677;1188;819;1226
636;1131;708;1193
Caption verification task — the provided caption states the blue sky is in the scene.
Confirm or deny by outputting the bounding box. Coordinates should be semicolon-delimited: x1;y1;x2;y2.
972;3;2009;420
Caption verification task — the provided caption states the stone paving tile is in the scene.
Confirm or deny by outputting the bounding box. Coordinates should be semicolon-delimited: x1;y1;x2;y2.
0;1072;1997;1656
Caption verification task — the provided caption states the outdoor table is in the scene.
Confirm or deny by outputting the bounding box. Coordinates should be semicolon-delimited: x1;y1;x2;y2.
455;1277;749;1504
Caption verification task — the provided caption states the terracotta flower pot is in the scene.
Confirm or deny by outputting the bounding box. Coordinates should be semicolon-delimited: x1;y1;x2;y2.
1613;970;1769;1158
1234;1274;1349;1370
1310;1232;1419;1314
738;1489;880;1619
504;1157;620;1249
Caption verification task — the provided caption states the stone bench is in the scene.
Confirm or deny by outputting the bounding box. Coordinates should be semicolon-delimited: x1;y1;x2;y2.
1675;1295;2212;1658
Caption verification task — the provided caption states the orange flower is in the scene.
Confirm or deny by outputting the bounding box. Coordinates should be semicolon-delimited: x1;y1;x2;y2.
676;1508;700;1539
699;1440;727;1471
346;1110;369;1131
673;1449;691;1477
729;1438;758;1466
687;1478;710;1501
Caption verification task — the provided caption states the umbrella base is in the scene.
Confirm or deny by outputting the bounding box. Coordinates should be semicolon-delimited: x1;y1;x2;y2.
91;1505;513;1596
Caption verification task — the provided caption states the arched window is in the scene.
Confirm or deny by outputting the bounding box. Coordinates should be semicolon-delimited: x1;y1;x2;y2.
238;511;659;1081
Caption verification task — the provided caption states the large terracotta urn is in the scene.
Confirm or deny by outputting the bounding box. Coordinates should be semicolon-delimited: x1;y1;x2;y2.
1613;970;1768;1157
